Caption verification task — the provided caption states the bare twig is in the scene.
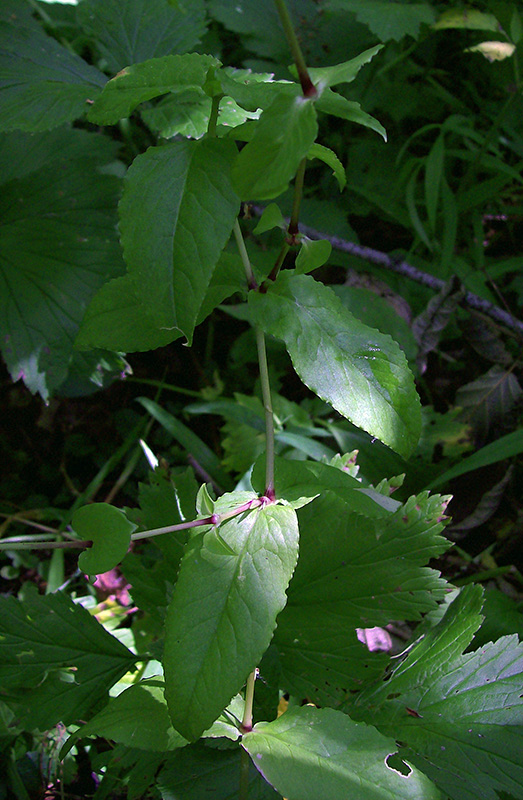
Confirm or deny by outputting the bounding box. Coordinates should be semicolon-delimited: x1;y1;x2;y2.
251;205;523;337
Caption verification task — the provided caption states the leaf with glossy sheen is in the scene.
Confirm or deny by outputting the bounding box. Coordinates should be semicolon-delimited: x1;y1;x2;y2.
0;591;136;729
78;0;207;74
232;93;318;200
118;139;239;344
87;53;218;124
163;503;299;741
350;586;523;800
243;705;440;800
274;489;449;704
0;155;123;399
249;273;421;458
74;503;136;575
0;21;106;132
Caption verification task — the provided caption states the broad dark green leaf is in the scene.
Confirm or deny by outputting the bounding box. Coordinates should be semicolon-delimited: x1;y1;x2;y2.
163;503;299;741
274;489;449;704
78;0;207;74
87;53;218;124
243;705;440;800
328;1;436;42
76;274;181;353
232;94;318;200
118;139;239;344
0;591;136;729
0;128;119;186
249;273;422;458
158;742;280;800
73;503;137;576
0;21;106;132
75;679;187;752
0;155;124;399
350;586;523;800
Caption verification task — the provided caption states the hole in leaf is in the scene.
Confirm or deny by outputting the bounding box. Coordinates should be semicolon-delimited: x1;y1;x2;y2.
386;752;412;777
387;692;401;699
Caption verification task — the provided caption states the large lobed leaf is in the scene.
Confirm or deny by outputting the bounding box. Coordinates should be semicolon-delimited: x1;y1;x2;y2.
249;273;422;458
163;503;299;741
78;0;207;75
349;585;523;800
243;705;440;800
0;133;124;398
0;20;106;132
272;473;450;704
0;591;136;729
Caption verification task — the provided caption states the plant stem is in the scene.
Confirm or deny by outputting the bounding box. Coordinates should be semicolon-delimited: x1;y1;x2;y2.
233;219;276;497
241;669;257;733
0;499;266;552
233;219;258;290
239;746;251;800
207;95;222;138
274;0;316;97
288;157;307;238
255;327;275;499
266;158;306;283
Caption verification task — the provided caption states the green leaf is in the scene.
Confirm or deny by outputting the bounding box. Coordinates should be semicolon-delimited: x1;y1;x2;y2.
253;203;285;234
137;397;232;491
0;153;124;399
75;274;181;353
328;1;436;42
316;88;386;140
298;45;384;88
0;591;136;728
252;455;401;517
434;9;501;32
0;21;106;132
232;93;318;200
74;679;187;752
331;286;418;365
274;490;449;704
295;237;332;274
163;503;299;740
158;742;280;799
0;128;120;186
118;138;238;344
87;53;219;124
243;705;440;800
307;143;346;190
249;273;422;458
350;586;523;800
78;0;207;74
424;134;444;234
73;503;136;576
